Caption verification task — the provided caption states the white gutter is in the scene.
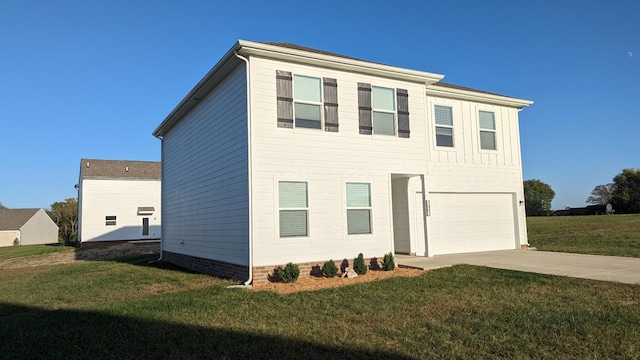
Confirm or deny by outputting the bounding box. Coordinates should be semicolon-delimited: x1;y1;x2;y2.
234;51;253;288
426;84;533;109
236;40;445;85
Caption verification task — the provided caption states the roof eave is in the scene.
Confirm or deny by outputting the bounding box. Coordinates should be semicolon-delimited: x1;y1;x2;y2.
426;84;533;109
236;40;445;85
153;42;244;137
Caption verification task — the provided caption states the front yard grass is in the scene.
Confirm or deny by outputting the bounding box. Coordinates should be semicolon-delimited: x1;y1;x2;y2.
0;243;74;261
1;255;639;359
527;214;640;257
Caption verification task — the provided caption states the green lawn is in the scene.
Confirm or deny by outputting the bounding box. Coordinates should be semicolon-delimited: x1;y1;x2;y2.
0;243;74;261
1;253;639;359
527;214;640;257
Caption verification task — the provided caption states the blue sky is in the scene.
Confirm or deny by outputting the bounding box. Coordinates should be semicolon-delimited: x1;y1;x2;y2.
1;0;638;210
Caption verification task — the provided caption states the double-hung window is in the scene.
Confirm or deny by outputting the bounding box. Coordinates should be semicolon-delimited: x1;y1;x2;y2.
372;86;396;135
479;110;497;150
279;181;308;237
346;182;372;235
434;105;454;147
358;84;409;137
293;75;322;129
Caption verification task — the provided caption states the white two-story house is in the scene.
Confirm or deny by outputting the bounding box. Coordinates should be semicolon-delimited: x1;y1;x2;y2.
77;159;161;245
153;40;533;286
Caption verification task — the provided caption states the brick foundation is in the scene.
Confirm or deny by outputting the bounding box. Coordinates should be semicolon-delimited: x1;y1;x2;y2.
162;251;387;287
79;239;160;248
251;256;385;287
162;251;249;282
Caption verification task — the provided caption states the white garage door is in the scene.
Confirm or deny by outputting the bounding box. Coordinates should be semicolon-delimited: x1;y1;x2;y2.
428;193;516;255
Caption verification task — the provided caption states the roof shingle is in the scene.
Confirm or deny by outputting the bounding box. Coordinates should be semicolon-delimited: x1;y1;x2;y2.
80;159;161;180
0;208;41;230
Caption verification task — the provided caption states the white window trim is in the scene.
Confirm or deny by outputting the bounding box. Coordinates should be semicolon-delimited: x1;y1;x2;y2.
276;179;310;240
344;181;373;236
293;74;323;131
478;109;498;151
434;104;455;148
371;85;396;136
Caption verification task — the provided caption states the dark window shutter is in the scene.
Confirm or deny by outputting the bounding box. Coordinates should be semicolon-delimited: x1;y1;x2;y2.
276;70;293;128
397;89;410;138
323;77;338;132
358;83;372;135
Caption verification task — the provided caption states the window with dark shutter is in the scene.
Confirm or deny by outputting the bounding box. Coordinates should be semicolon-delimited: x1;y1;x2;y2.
276;70;293;128
323;77;338;132
358;83;372;135
397;89;410;138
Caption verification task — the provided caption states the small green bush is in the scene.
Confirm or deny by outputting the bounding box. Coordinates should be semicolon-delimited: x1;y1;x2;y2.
353;253;367;275
322;260;338;278
277;262;300;283
382;252;395;271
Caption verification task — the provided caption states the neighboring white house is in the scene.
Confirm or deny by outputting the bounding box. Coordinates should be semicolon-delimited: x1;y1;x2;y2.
77;159;161;245
152;40;533;286
0;208;59;247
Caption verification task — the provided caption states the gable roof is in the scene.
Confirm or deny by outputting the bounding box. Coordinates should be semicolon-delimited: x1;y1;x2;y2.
80;159;161;180
0;208;41;230
154;40;532;137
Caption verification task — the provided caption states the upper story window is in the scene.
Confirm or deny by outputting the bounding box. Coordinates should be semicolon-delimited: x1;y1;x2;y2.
434;105;454;147
293;75;322;129
278;181;308;237
372;86;396;135
358;83;410;138
105;215;116;226
276;70;338;132
479;110;497;150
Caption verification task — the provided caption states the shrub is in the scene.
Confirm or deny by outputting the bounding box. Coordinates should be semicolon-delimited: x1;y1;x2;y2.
353;253;367;275
382;252;395;271
277;262;300;283
322;260;338;278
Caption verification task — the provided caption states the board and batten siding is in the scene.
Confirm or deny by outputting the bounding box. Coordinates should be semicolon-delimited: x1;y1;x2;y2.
424;96;528;247
80;179;161;242
247;57;429;267
161;65;249;266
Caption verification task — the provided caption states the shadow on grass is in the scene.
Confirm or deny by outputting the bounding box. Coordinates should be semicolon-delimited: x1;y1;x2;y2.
0;302;413;360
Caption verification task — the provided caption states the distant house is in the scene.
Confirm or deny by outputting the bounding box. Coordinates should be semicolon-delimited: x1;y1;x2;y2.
153;40;533;286
76;159;161;245
0;208;59;247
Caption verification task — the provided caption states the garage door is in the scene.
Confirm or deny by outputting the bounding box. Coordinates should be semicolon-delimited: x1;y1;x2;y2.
428;193;516;255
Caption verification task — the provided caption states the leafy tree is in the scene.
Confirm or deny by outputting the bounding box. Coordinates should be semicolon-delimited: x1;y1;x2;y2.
610;168;640;214
523;179;555;216
586;183;615;205
0;202;6;209
48;198;78;245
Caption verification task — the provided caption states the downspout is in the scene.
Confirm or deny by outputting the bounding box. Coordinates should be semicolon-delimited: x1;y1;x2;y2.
235;51;254;287
153;135;164;262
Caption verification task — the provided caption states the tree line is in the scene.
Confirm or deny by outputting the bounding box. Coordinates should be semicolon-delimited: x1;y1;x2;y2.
524;168;640;216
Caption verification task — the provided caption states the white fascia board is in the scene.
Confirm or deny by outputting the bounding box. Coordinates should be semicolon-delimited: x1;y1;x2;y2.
426;84;533;109
236;40;445;85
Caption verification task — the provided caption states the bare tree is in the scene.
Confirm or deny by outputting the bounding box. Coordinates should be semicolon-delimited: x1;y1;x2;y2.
586;183;615;205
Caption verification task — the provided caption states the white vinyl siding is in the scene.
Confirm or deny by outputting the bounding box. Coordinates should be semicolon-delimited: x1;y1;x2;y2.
372;86;396;135
161;65;249;266
294;75;322;129
346;182;372;235
279;181;309;237
479;110;497;150
434;105;454;147
79;179;161;242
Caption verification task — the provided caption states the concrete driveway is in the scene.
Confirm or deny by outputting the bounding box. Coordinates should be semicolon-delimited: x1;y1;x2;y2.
396;250;640;285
